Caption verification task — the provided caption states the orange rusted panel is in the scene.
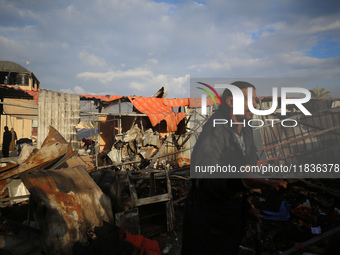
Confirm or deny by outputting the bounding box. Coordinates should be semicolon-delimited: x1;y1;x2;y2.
0;162;18;174
20;166;114;255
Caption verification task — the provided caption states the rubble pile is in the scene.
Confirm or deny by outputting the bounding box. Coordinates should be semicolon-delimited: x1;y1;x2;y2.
0;126;190;254
107;125;161;171
241;179;340;255
2;125;340;255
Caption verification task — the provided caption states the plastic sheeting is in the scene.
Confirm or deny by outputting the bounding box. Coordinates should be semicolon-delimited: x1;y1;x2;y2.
189;96;220;108
80;95;123;102
6;178;30;205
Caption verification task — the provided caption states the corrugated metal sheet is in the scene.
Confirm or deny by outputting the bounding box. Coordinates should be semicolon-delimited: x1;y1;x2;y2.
38;90;80;149
127;96;186;132
20;166;114;255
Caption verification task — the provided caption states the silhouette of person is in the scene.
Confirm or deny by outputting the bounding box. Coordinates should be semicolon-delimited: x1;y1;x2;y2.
182;81;287;255
2;126;12;157
9;128;17;151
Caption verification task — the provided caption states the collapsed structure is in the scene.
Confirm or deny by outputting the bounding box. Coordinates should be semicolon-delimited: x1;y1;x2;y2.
1;68;340;253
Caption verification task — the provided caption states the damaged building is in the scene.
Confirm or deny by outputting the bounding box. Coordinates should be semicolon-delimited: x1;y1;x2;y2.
0;61;40;146
1;72;340;254
0;76;191;254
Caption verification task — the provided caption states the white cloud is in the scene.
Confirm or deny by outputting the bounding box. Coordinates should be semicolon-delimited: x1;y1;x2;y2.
61;88;122;96
60;85;95;95
60;88;73;94
1;0;340;98
129;82;146;92
147;58;158;65
74;85;86;94
78;51;107;67
77;68;153;84
309;20;340;33
129;73;189;96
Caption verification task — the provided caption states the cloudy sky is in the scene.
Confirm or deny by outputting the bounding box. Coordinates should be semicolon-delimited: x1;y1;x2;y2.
1;0;340;98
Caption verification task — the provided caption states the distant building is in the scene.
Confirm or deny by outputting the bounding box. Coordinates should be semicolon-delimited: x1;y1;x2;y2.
0;61;40;148
0;61;40;91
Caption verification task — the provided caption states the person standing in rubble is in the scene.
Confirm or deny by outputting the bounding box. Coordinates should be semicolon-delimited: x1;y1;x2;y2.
2;126;12;158
82;138;95;154
9;128;17;151
181;81;287;255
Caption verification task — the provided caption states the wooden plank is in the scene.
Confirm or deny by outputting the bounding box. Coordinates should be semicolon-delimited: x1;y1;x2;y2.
127;171;139;207
173;195;187;205
149;172;156;196
146;135;172;168
135;193;170;206
165;168;174;232
0;162;18;173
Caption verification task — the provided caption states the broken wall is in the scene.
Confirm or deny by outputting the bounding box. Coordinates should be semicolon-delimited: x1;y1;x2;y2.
38;90;80;150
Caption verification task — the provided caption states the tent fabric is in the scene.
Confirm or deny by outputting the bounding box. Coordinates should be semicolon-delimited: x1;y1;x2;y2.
189;96;220;108
162;98;189;107
128;96;186;132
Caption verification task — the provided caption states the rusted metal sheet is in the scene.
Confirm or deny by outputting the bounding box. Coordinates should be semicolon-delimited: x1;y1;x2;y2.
0;162;18;174
0;126;73;181
0;179;7;198
20;166;114;255
64;155;96;172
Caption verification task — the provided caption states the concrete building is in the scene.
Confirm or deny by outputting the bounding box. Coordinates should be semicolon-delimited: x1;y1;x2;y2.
0;61;40;148
0;61;40;91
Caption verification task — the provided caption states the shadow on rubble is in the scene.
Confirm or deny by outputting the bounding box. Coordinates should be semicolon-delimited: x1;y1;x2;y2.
73;221;135;255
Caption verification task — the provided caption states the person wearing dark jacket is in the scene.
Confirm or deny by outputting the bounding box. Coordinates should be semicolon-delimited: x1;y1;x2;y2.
2;126;12;157
182;81;286;255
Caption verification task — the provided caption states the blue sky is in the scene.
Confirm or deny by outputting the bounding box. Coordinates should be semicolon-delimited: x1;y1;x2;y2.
1;0;340;98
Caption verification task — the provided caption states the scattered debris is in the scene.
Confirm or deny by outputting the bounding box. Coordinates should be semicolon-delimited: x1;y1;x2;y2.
1;93;338;255
0;126;74;181
107;125;160;171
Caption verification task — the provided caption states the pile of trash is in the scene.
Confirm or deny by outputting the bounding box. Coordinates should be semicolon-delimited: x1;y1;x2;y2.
241;179;340;255
0;126;170;255
107;125;161;171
